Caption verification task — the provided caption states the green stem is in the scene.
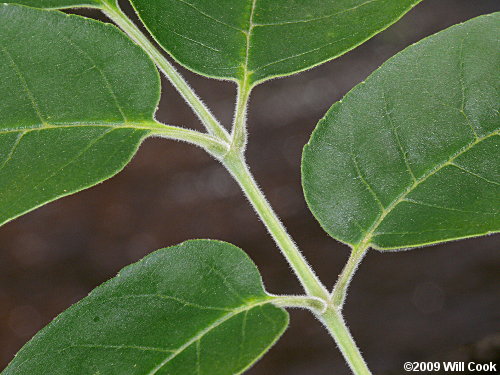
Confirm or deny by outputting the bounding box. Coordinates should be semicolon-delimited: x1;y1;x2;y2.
330;245;369;308
223;83;371;375
223;152;328;300
103;5;371;373
320;309;372;375
145;121;228;157
102;3;230;143
271;295;327;314
231;83;252;151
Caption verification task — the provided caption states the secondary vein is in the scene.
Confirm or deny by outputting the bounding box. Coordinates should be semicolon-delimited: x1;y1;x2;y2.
360;130;499;247
146;299;272;375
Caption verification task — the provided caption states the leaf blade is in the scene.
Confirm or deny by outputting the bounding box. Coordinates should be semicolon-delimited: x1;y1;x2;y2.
0;4;161;227
302;13;500;250
2;240;289;375
129;0;422;85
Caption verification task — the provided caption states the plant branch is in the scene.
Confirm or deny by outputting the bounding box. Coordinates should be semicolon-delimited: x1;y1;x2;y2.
104;5;372;374
320;309;372;375
102;2;231;143
223;152;328;300
330;244;369;309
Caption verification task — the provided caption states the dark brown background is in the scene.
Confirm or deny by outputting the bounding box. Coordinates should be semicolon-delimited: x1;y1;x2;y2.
1;1;499;373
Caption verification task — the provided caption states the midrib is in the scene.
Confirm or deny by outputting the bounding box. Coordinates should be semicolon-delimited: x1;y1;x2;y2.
0;121;159;135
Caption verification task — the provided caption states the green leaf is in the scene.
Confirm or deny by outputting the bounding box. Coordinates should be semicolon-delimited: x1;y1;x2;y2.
3;240;288;375
0;4;161;227
3;0;104;9
129;0;422;86
302;13;500;251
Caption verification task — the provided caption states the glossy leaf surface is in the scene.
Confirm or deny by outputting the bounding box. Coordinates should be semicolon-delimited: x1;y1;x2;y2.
0;4;161;227
3;240;288;375
302;13;500;250
130;0;421;85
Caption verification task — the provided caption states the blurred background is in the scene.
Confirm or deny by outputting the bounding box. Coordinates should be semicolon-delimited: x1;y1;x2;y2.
1;0;499;373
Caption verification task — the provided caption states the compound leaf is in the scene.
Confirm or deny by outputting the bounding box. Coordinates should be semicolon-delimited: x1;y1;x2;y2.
2;240;288;375
129;0;422;86
302;13;500;250
0;4;162;227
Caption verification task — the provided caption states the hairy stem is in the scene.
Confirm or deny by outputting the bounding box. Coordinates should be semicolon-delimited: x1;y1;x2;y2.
231;83;252;151
145;121;228;156
320;309;372;375
223;152;328;300
330;245;369;308
223;80;370;375
102;2;230;143
104;5;372;373
271;294;327;314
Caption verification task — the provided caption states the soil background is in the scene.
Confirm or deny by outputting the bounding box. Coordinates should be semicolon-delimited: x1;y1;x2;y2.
1;0;499;373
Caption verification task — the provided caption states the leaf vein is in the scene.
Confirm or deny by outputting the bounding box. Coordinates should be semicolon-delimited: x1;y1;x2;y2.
238;310;249;364
101;293;232;312
252;37;348;73
241;0;258;82
361;129;499;247
403;198;497;215
4;128;116;212
205;264;246;303
382;90;417;182
0;42;47;125
58;32;129;122
375;223;492;236
171;0;244;32
167;26;221;52
450;162;500;186
253;0;380;27
63;343;175;354
146;300;271;375
352;155;385;210
0;131;26;173
0;121;160;135
457;35;479;139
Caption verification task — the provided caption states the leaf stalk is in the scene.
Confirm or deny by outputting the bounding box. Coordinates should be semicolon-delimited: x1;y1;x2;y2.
147;121;229;157
330;244;369;309
271;295;327;314
231;82;252;152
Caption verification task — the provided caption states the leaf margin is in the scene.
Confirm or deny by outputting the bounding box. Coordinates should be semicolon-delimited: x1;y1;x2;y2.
301;12;500;251
0;3;163;227
2;239;289;375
